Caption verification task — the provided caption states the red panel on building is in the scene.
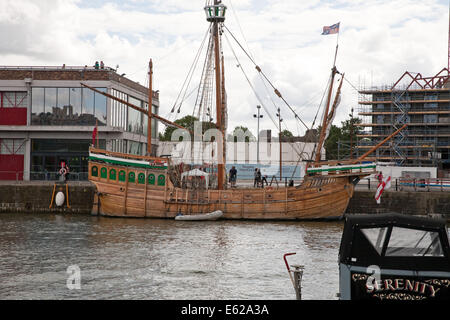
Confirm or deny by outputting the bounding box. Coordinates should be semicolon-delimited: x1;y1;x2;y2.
0;108;27;125
0;155;24;180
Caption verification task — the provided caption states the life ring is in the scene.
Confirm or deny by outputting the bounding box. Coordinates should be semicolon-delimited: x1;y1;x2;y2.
59;168;67;175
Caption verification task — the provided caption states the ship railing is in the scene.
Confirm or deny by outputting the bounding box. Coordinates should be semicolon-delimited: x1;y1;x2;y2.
306;159;377;177
89;146;169;163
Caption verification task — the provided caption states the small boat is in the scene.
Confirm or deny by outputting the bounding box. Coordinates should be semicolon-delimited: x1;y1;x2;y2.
338;213;450;300
175;210;223;221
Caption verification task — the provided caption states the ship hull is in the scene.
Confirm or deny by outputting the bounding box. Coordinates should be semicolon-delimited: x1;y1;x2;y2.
89;161;366;220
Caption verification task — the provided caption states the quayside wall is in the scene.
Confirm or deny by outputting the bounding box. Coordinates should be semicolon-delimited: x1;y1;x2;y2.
0;182;449;218
0;182;95;214
346;190;450;218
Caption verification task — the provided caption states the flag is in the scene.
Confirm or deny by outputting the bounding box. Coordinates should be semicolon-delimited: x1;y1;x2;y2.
92;126;98;146
322;22;340;35
375;175;391;204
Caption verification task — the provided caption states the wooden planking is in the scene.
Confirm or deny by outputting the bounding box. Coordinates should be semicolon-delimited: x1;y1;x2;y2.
90;160;362;220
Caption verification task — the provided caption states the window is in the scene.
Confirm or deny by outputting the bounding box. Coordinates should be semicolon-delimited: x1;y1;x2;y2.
111;89;127;130
0;139;25;155
376;115;384;124
361;227;388;255
424;114;438;123
31;88;45;119
425;94;438;108
82;87;94;116
57;88;70;109
45;88;57;113
95;88;107;125
385;227;444;257
31;87;106;126
2;92;28;108
128;141;142;156
70;88;82;116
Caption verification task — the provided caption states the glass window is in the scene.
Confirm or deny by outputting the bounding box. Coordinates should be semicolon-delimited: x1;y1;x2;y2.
82;87;94;115
17;92;27;108
45;88;57;113
128;141;142;155
128;108;142;134
376;115;384;124
152;104;158;138
361;227;388;255
31;88;45;124
3;92;27;108
143;114;148;137
424;114;438;123
128;96;143;134
425;102;438;108
70;88;82;117
3;92;15;108
95;88;107;126
57;88;70;109
385;227;444;257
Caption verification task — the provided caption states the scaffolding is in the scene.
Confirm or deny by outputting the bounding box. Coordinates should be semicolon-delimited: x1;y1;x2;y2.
356;68;450;168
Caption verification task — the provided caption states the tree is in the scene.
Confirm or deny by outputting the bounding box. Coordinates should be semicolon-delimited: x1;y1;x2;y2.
321;116;363;160
227;126;256;142
159;115;216;141
281;129;293;138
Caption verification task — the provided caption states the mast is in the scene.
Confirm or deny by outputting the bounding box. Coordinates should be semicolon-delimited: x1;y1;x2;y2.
205;0;227;190
276;108;283;181
314;67;338;164
148;59;153;156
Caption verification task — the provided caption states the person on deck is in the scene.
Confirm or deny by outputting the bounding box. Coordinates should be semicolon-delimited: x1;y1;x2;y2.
261;174;268;187
257;169;263;188
229;166;237;188
253;168;259;187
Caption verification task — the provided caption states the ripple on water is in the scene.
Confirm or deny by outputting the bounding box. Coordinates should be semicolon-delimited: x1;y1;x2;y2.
0;213;344;300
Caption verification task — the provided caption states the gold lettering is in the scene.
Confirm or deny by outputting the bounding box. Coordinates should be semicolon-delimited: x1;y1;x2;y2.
405;279;414;291
429;286;440;298
395;279;404;290
384;279;396;291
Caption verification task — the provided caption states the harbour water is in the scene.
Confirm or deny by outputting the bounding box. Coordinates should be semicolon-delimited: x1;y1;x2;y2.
0;213;343;300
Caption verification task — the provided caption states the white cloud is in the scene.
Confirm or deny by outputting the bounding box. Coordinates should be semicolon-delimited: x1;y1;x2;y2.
0;0;448;137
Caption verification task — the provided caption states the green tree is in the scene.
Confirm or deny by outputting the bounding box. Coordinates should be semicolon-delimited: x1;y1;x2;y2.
159;115;216;141
227;126;256;142
321;116;363;160
281;129;293;138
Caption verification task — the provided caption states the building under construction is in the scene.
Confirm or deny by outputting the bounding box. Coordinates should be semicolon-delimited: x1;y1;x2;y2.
356;68;450;173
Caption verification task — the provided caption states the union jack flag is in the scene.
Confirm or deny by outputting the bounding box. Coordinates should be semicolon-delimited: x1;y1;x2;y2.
322;22;340;35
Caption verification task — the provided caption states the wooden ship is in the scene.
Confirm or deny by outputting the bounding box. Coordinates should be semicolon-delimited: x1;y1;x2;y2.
87;1;405;220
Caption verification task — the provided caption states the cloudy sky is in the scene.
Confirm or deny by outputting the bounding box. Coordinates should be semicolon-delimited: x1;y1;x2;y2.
1;0;449;137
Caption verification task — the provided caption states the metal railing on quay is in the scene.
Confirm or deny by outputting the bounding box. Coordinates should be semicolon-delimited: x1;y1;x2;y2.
0;171;89;182
357;177;450;192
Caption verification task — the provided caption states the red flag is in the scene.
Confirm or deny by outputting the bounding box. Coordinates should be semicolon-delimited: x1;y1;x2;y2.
92;126;98;145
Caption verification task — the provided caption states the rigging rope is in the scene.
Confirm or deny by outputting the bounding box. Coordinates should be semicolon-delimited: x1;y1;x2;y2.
223;25;309;130
223;32;279;129
166;25;211;120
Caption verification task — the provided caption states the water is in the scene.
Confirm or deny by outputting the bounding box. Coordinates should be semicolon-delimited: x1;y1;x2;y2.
0;213;343;300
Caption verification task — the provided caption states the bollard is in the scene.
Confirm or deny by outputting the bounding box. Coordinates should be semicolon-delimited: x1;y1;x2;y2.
290;264;304;300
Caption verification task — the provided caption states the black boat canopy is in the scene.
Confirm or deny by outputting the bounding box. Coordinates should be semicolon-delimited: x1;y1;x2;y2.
339;213;450;272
